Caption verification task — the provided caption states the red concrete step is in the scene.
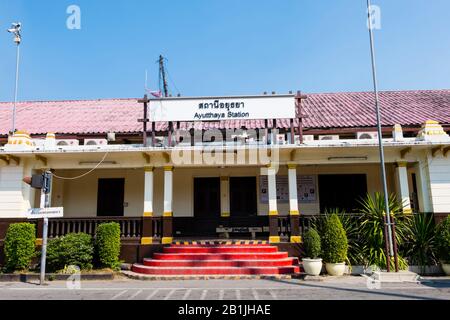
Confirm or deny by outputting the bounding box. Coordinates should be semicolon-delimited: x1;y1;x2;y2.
132;264;300;275
152;252;289;260
170;243;272;247
143;257;299;267
163;246;278;254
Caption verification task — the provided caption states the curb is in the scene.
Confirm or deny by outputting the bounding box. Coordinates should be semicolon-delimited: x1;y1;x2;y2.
121;270;293;281
0;272;114;282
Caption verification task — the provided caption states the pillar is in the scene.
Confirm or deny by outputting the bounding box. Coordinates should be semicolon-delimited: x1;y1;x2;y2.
267;164;279;243
288;164;301;243
220;176;230;217
162;166;173;244
141;166;154;245
415;158;433;213
395;161;412;214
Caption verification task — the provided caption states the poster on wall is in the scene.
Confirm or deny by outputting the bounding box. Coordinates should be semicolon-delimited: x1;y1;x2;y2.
259;175;317;203
297;175;316;203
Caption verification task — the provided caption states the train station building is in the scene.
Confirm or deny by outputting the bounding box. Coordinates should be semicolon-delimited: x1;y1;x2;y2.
1;89;449;262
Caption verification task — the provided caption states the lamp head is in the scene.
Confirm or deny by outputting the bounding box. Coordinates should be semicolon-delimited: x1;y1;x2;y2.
7;22;21;44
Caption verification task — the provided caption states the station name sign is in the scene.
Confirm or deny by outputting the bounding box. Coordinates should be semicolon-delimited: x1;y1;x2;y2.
27;207;64;219
148;94;296;122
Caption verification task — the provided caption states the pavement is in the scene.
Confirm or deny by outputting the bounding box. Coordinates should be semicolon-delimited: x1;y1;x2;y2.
0;275;449;300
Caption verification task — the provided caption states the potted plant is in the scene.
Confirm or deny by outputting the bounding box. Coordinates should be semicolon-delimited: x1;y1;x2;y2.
322;213;348;276
302;228;322;276
436;216;450;275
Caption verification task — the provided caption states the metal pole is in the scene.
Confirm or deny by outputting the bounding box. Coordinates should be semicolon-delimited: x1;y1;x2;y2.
366;0;394;259
12;43;20;133
40;217;48;285
383;214;391;272
39;172;51;285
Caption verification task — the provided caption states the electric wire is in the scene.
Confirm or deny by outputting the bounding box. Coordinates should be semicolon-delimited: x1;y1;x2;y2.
51;152;109;180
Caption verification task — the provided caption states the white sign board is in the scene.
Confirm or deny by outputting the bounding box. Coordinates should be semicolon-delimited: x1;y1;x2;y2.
27;207;64;219
259;175;317;203
149;95;296;122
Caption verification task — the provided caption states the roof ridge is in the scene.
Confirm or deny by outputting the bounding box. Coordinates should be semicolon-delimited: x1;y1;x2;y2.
1;89;449;104
305;88;450;96
0;97;139;104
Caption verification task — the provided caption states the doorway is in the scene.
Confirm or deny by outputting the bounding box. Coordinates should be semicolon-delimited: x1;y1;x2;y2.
194;177;221;218
97;178;125;217
318;174;367;213
230;177;257;217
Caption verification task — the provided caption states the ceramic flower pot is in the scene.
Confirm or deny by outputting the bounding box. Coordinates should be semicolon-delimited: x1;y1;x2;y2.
325;262;346;276
302;258;323;276
441;263;450;276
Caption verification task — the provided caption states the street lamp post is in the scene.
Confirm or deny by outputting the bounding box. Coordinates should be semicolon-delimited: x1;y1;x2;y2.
7;22;22;135
366;1;395;265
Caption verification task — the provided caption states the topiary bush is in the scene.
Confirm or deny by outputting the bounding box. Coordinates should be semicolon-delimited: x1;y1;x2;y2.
46;233;94;272
436;216;450;264
303;228;321;259
321;214;348;264
3;223;36;272
95;222;121;269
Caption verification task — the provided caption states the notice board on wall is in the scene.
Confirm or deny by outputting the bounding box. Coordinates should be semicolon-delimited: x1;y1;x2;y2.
259;175;317;203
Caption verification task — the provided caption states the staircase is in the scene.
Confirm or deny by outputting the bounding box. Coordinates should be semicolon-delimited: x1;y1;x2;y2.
132;243;300;276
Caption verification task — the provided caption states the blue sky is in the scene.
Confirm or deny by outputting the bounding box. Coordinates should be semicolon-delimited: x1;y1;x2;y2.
0;0;449;101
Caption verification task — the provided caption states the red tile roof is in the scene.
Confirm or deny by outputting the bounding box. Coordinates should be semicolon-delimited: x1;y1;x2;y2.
1;90;449;135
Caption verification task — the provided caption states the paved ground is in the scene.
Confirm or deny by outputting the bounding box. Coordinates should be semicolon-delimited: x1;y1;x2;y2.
0;276;449;300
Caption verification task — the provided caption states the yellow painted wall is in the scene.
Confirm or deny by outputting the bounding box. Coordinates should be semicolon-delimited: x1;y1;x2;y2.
51;168;152;217
53;163;396;218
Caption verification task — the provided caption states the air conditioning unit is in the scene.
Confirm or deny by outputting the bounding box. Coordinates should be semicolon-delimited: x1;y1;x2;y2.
319;135;340;141
84;139;107;146
32;139;46;147
56;139;79;146
356;132;378;140
153;136;166;147
293;135;314;144
275;134;286;145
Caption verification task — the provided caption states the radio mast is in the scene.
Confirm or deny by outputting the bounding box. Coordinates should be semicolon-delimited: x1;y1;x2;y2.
159;55;169;98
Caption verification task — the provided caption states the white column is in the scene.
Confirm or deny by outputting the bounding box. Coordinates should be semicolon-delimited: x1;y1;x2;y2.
416;159;433;213
143;166;154;216
267;163;280;243
288;164;299;215
395;161;412;214
163;166;173;216
220;176;230;217
267;165;278;215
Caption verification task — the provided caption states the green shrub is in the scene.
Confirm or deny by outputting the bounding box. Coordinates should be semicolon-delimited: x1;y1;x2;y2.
436;216;450;264
303;229;321;259
95;222;121;269
403;213;438;270
321;214;348;263
359;192;409;270
46;233;94;272
313;208;365;265
3;223;36;272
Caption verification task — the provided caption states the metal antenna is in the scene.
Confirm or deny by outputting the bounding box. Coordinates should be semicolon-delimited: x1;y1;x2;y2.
366;0;394;259
159;55;169;97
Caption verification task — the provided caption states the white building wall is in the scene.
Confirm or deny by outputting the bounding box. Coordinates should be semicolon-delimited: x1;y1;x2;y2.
0;162;34;218
426;154;450;213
